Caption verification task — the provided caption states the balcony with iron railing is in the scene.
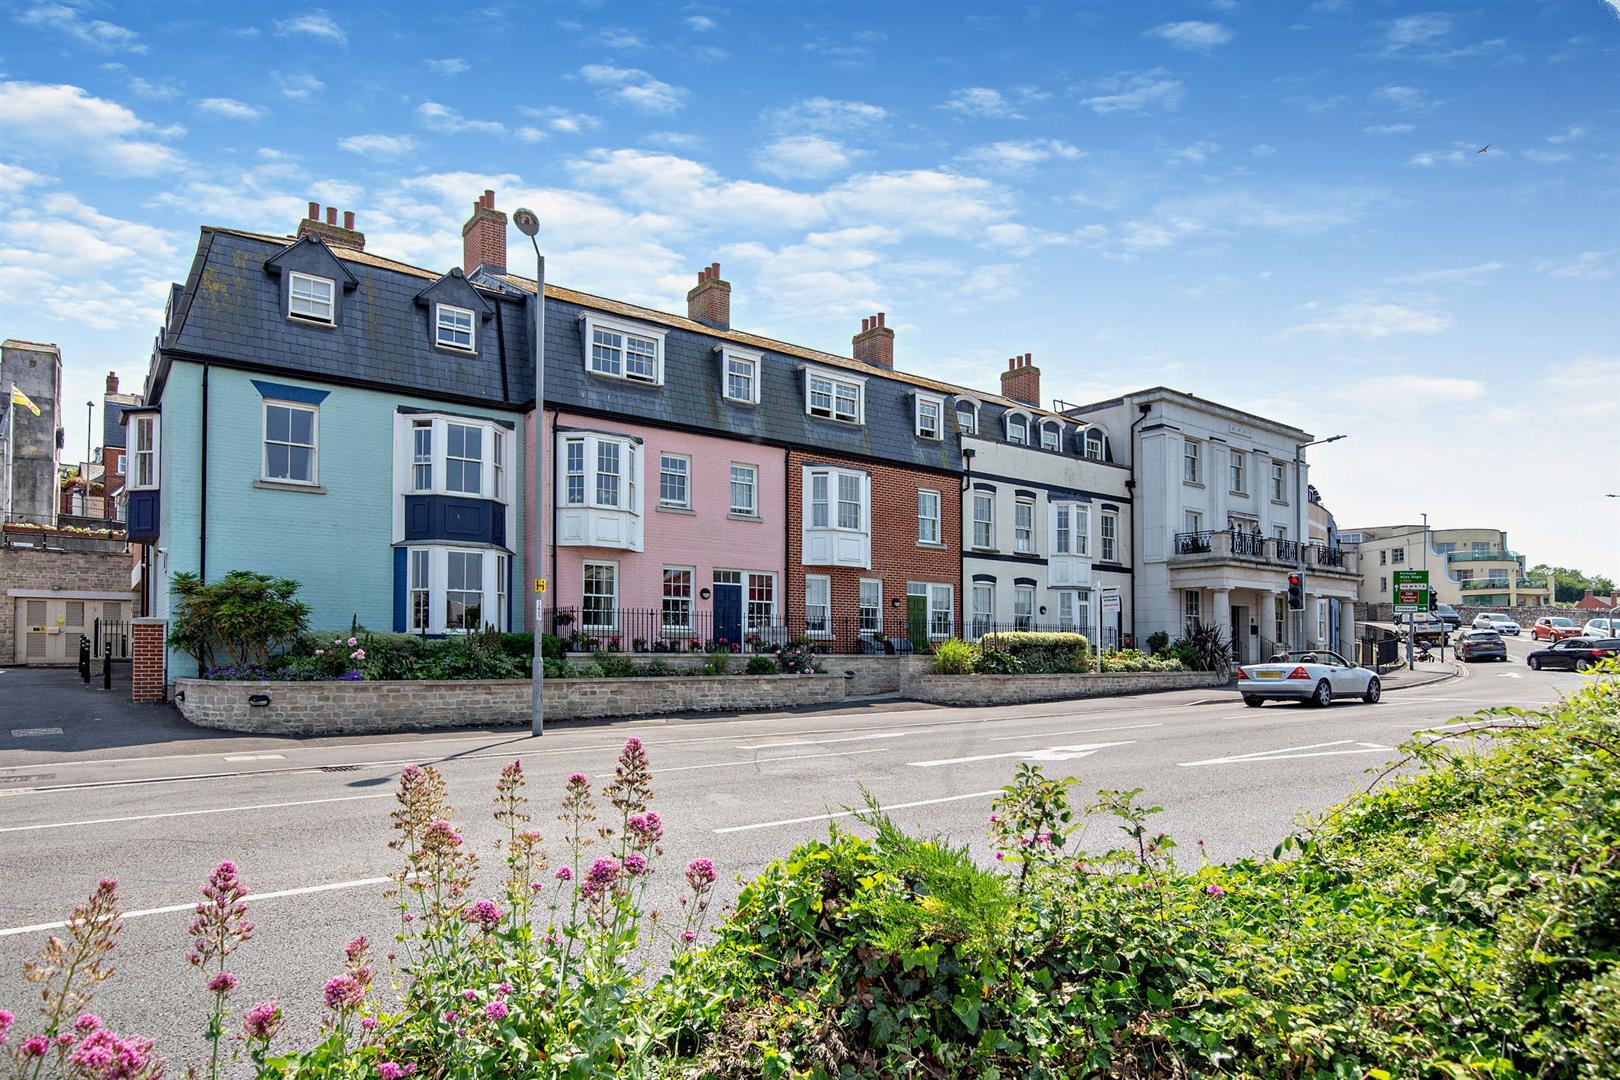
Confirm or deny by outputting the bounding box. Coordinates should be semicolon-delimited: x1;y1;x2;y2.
1459;577;1548;592
1171;529;1357;575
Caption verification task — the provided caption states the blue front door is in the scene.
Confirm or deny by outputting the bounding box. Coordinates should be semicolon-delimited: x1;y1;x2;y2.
713;584;742;649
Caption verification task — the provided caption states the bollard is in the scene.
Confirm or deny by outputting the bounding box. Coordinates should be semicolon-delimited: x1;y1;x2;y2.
103;643;112;690
79;635;91;682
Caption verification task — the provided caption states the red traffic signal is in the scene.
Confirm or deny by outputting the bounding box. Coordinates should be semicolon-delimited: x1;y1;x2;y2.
1287;572;1305;611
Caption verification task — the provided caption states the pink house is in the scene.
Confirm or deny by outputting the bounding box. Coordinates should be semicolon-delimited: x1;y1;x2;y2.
528;409;786;650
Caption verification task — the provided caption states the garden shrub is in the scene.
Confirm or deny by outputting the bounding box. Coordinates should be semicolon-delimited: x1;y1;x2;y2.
1145;628;1170;655
169;570;310;671
704;645;733;675
744;656;776;676
978;630;1090;673
644;658;678;677
591;651;640;679
775;642;818;675
932;637;976;674
973;643;1024;674
542;658;578;679
1099;647;1186;672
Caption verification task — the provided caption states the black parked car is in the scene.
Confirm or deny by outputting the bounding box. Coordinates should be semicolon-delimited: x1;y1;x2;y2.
1454;629;1507;662
1526;637;1620;673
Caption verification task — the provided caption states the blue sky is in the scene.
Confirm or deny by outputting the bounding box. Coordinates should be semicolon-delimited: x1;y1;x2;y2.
2;0;1617;573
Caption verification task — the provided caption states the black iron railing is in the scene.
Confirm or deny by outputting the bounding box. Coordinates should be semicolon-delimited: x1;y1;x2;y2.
1175;530;1213;554
544;606;950;656
1230;530;1268;558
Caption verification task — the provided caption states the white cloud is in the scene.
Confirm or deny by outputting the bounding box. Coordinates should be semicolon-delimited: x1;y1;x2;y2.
685;14;715;31
0;81;185;176
276;72;324;100
943;87;1022;119
275;10;347;44
1534;250;1615;281
13;2;145;53
1384;13;1451;49
1522;149;1572;164
1388;262;1504;286
593;27;646;49
1249;144;1276;157
426;58;469;76
197;97;266;120
1409;143;1506;167
1170;140;1221;164
1287;302;1452;337
1147;20;1232;52
642;131;701;149
1546;125;1587;144
1363;122;1415;135
129;77;177;100
958;138;1081;172
762;97;887;136
520;106;602;134
1353;373;1485;400
338;133;421;158
578;64;687;113
755;135;859;180
417;101;510;137
825;170;1014;239
1375;84;1440;114
1080;70;1184;114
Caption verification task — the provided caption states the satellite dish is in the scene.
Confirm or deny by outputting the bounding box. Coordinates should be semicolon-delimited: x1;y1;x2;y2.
513;207;539;237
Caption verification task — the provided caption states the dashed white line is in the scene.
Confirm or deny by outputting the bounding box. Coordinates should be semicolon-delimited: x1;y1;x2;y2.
737;731;914;750
713;789;1004;834
909;741;1136;768
0;793;394;834
661;748;889;773
988;722;1160;742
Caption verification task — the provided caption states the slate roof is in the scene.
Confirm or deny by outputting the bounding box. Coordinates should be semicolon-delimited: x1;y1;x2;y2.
102;393;140;449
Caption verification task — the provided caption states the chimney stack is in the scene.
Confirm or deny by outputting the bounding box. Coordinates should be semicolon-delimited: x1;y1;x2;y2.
105;371;119;394
461;189;507;275
686;262;731;329
1000;352;1041;407
296;201;367;251
852;311;895;369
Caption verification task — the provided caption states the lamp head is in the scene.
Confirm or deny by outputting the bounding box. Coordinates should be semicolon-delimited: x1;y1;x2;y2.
512;207;539;237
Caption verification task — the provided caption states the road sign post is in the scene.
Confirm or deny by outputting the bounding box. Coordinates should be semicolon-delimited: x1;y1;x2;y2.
1393;569;1429;670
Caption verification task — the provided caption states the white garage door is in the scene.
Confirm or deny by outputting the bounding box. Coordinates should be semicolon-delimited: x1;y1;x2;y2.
11;597;131;665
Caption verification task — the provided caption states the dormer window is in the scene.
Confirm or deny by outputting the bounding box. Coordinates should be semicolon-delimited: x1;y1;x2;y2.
583;314;666;385
719;346;761;405
1040;421;1060;451
1006;412;1029;445
915;394;944;440
805;367;865;424
956;402;977;434
288;272;335;324
1083;428;1107;462
435;304;475;351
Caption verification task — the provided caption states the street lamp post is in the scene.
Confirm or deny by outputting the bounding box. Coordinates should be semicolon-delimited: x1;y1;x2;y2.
514;207;545;738
1294;434;1345;649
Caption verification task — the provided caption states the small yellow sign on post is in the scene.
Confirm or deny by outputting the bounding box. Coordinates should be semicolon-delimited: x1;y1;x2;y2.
535;577;547;594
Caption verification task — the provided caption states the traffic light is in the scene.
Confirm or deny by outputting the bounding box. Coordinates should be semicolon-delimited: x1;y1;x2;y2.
1287;572;1305;611
1427;587;1438;612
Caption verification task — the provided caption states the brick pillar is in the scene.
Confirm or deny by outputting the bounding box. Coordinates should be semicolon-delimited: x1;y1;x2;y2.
131;618;167;702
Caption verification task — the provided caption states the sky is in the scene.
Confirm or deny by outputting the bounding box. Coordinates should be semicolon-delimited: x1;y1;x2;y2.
1;0;1617;575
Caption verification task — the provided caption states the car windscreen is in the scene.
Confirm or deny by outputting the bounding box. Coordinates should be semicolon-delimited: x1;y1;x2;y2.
1467;632;1502;642
1549;618;1575;626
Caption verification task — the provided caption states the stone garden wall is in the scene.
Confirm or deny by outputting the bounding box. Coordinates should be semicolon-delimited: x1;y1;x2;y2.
902;670;1225;707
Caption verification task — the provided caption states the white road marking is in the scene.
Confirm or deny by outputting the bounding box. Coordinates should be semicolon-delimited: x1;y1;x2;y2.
9;728;63;737
988;722;1160;742
1179;740;1395;767
222;754;285;762
714;789;1004;834
1496;673;1523;679
0;877;392;939
662;748;888;773
738;731;913;750
908;741;1135;768
0;793;395;834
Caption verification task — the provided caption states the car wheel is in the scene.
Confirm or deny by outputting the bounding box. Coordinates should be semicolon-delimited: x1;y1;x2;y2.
1529;657;1541;670
1576;658;1592;673
1311;679;1332;708
1363;678;1381;704
1242;695;1263;708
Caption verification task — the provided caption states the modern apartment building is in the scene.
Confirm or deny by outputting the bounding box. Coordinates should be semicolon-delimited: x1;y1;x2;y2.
1064;388;1361;661
1341;524;1551;608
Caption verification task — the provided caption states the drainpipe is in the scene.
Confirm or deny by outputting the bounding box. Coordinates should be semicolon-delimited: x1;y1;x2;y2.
199;362;209;582
548;403;559;619
960;444;974;638
1127;402;1150;649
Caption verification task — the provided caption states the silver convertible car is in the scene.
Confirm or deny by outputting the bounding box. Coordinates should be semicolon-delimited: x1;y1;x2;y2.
1237;650;1382;708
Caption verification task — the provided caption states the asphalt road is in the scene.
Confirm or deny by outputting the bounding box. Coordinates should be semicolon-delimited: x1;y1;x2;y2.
0;635;1585;1071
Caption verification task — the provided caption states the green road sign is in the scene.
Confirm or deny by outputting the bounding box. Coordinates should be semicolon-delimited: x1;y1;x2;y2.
1393;569;1429;614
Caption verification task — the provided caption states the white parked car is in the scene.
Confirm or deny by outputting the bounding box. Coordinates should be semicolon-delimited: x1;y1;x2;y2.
1581;617;1620;639
1472;613;1520;635
1237;650;1381;708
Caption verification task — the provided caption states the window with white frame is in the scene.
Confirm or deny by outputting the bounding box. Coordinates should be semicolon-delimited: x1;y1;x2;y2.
806;369;863;423
492;430;505;500
1391;547;1405;564
564;440;585;504
495;554;508;628
915;395;943;440
859;578;882;635
1055;503;1072;555
917;489;940;544
130;416;158;490
662;567;694;631
1379;575;1388;593
805;575;831;636
1274;595;1286;643
972;583;994;636
1076;589;1093;633
1274;525;1287;542
288;272;334;324
1101;509;1118;562
1013;585;1035;630
1271;460;1287;501
658;453;690;508
1058;591;1075;631
408;549;430;632
1185;509;1203;535
1183;439;1201;483
729;464;757;516
972;493;994;549
435;304;475;351
263;400;317;484
114;453;125;476
1184;589;1202;635
1015;498;1035;554
722;349;759;404
802;465;870;567
1007;413;1029;445
1083;428;1105;461
596;441;621;506
412;421;432;490
746;572;775;630
837;473;861;528
446;550;485;631
956;402;977;434
908;582;954;639
446;423;483;494
1075;504;1090;555
585;316;665;385
1230;450;1246;493
1040;422;1060;451
583;562;617;630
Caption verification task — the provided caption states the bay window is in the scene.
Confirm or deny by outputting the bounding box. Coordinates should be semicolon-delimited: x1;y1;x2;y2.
130;415;158;490
802;465;870;568
584;314;666;385
446;423;483;494
446;551;484;631
396;414;511;503
401;545;510;634
556;431;645;550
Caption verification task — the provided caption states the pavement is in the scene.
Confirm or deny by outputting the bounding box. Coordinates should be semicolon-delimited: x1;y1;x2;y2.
0;630;1584;1069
